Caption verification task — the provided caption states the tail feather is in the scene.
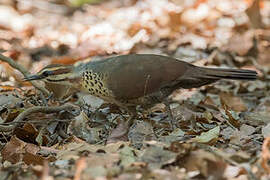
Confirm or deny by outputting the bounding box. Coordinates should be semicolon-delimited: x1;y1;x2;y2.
200;67;258;81
175;66;257;89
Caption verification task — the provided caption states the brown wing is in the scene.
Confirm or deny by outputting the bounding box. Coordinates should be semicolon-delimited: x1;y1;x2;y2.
103;54;192;99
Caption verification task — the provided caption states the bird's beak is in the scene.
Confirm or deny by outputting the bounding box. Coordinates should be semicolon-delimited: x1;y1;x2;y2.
23;74;44;81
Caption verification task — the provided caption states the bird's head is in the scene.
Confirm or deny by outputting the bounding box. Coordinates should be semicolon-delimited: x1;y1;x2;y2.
24;64;76;86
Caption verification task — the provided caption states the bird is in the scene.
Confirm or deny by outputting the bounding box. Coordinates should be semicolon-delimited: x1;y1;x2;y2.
24;54;257;128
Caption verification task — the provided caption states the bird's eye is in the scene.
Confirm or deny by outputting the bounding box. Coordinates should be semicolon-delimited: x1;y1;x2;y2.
42;71;50;77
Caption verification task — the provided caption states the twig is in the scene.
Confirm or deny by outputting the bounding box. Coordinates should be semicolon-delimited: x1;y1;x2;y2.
0;53;50;96
0;119;71;126
0;103;79;132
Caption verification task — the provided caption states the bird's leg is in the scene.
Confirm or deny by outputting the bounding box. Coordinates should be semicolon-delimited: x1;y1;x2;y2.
159;89;178;130
163;99;177;130
120;105;136;127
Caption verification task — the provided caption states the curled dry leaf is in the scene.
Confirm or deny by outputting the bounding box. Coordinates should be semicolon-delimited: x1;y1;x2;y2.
222;103;241;129
0;93;24;122
193;126;220;144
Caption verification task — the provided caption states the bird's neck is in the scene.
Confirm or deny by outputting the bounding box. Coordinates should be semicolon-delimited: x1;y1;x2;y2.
43;66;83;99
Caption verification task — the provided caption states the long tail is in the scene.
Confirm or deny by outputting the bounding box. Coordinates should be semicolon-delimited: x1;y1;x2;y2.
199;67;258;81
179;66;257;89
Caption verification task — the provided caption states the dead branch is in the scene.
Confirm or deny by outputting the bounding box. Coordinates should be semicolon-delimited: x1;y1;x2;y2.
0;103;79;132
0;53;50;96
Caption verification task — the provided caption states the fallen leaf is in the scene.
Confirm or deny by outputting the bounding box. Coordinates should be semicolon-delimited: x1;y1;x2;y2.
242;112;270;126
239;124;256;137
246;0;264;28
128;120;155;148
107;117;129;144
223;108;241;129
220;92;247;112
119;145;137;167
193;126;220;144
140;145;177;169
262;123;270;138
226;31;254;56
183;149;226;178
1;136;54;165
69;111;101;143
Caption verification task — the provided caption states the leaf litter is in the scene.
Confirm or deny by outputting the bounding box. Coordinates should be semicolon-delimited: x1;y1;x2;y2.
0;0;270;179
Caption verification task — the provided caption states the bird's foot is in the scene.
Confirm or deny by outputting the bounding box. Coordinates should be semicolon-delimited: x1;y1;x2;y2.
163;102;176;131
168;114;178;131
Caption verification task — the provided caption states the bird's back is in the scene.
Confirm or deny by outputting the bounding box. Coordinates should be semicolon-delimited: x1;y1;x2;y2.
82;54;192;100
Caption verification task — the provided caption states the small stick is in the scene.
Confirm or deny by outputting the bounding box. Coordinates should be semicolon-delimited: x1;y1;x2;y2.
0;103;78;132
0;53;50;96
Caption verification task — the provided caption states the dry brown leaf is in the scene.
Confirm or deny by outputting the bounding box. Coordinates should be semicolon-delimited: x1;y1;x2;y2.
107;120;129;143
183;149;226;178
1;136;54;165
1;136;26;164
226;31;255;56
220;92;247;112
14;123;39;144
224;109;241;129
246;0;264;28
69;111;101;144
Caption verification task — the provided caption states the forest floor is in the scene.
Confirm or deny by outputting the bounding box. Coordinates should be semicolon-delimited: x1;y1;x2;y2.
0;0;270;179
